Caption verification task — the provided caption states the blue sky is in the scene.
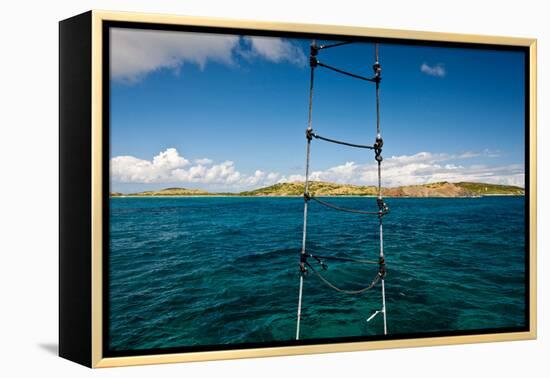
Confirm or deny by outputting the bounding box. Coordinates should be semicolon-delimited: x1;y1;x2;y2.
109;28;525;193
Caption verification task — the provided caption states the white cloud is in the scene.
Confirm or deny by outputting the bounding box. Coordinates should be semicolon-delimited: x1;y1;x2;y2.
294;151;524;188
111;148;189;183
420;62;446;77
242;36;307;66
112;148;524;191
110;29;307;83
278;174;305;183
195;158;213;165
309;161;359;183
111;148;280;190
110;28;240;83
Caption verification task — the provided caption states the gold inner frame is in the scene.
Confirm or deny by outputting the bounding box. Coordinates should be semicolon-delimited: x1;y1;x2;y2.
90;10;537;368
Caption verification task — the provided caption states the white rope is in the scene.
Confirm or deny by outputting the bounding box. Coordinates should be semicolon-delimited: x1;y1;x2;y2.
296;275;304;339
380;217;387;334
375;43;388;335
296;40;317;341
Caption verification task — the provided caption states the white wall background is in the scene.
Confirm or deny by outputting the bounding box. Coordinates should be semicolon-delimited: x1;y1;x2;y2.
0;0;547;376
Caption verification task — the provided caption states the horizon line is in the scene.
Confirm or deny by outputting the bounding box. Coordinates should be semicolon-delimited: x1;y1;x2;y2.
110;179;526;195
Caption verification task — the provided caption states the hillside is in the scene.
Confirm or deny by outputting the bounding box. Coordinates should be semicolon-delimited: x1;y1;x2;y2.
453;182;525;196
383;182;473;197
110;181;524;198
239;181;378;196
239;181;524;197
116;187;211;197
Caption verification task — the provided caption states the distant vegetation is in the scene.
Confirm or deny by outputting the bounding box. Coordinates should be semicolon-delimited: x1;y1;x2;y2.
239;181;378;196
453;182;525;195
110;181;524;198
239;181;524;197
122;187;210;196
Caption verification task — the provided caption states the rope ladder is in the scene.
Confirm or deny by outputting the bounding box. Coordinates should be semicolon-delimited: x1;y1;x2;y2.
295;40;389;340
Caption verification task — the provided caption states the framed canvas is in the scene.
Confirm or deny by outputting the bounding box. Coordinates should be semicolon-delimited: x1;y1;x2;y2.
59;10;537;368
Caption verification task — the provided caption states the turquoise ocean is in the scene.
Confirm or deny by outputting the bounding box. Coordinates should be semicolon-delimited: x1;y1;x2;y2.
109;196;526;351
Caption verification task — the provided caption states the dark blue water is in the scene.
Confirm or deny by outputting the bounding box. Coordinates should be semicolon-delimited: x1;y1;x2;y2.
109;196;526;351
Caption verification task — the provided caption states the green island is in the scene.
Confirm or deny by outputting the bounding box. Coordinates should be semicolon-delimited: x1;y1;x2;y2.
110;181;524;198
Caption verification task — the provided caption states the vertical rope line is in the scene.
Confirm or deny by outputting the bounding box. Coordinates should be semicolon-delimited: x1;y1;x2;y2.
296;275;304;339
296;40;316;341
377;163;382;198
381;276;387;334
375;42;387;335
375;43;382;197
305;52;315;195
379;215;387;334
375;43;380;136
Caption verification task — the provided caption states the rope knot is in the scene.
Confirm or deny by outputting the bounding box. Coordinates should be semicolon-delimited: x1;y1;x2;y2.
309;56;318;68
373;62;382;82
306;128;314;141
377;197;389;215
299;253;308;274
374;135;384;149
309;41;319;67
378;256;386;278
374;136;384;162
309;253;328;270
303;192;311;202
310;43;319;57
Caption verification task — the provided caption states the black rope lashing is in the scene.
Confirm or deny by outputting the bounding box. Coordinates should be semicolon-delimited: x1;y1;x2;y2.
318;41;354;50
374;135;384;162
300;252;386;292
315;60;377;83
377;197;389;214
305;261;382;295
378;256;386;279
307;128;375;150
306;193;388;216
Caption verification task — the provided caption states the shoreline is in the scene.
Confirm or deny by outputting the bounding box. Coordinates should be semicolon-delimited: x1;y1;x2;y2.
110;194;524;199
110;181;525;199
